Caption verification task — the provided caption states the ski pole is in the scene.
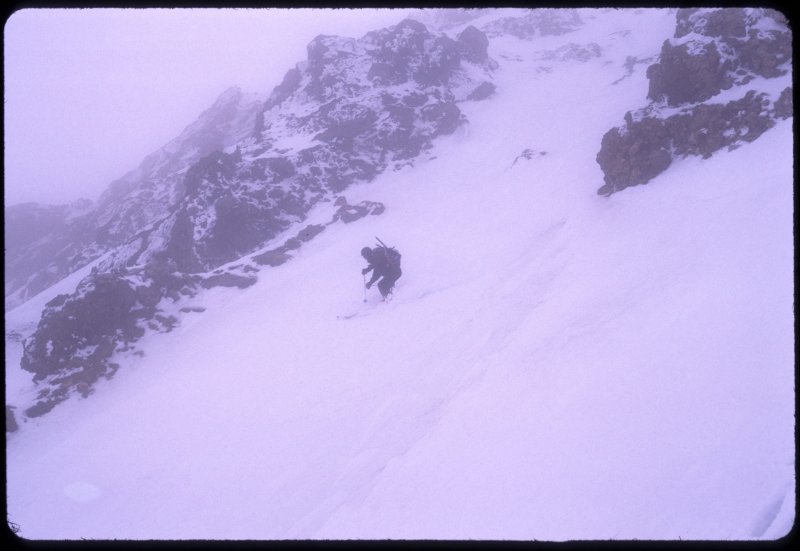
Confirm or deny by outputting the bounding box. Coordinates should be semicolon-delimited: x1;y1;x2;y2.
363;272;367;302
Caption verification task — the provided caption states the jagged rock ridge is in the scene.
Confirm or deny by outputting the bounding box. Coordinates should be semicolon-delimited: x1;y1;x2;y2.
4;200;96;309
11;19;496;420
4;88;264;311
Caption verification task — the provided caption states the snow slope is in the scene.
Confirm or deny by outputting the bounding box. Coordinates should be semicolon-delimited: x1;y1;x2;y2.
6;9;794;540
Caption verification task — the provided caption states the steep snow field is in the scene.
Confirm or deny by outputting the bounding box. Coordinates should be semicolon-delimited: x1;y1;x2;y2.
6;9;794;540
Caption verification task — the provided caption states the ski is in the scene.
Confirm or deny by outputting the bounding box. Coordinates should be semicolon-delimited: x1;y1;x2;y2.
337;293;396;320
337;309;375;320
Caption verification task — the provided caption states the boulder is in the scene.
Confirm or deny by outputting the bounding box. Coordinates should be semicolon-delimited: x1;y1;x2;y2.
647;39;732;106
7;406;19;433
457;25;490;64
200;273;257;289
332;199;386;224
253;249;292;267
467;81;496;101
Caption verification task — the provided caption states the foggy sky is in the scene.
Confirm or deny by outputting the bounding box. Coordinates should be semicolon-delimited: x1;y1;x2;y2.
4;8;410;207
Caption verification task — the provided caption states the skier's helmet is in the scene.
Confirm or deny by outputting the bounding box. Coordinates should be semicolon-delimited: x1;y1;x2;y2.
361;247;372;260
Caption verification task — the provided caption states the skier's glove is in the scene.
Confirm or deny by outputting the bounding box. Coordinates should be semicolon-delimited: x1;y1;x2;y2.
361;268;369;275
365;282;372;289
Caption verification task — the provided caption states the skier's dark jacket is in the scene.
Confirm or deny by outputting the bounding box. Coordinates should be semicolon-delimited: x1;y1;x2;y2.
361;246;401;296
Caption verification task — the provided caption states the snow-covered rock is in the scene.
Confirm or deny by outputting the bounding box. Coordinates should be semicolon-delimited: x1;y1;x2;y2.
647;8;790;106
596;7;791;195
4;201;97;310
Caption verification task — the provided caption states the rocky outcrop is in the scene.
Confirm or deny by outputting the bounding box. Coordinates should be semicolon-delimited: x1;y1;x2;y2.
18;262;254;417
199;273;257;289
647;8;790;107
7;406;19;433
94;87;264;249
674;6;790;67
596;8;791;196
4;200;97;310
331;197;386;223
467;81;496;101
263;67;302;112
253;196;386;267
597;88;791;196
21;273;149;416
647;9;792;106
457;25;490;64
511;148;548;168
773;86;793;119
596;117;672;196
646;40;730;106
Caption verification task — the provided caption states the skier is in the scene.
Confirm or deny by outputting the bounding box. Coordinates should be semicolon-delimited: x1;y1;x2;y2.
361;240;402;300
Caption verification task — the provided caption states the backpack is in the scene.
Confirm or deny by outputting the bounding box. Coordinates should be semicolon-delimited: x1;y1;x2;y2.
375;237;401;271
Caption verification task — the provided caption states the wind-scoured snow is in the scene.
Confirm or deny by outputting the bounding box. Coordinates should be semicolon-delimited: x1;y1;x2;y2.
6;9;794;540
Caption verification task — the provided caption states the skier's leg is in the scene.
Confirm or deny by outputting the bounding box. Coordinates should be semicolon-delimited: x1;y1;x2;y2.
378;278;391;298
378;273;400;299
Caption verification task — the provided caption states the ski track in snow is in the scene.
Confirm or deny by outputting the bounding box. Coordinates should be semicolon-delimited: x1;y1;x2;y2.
6;9;795;541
